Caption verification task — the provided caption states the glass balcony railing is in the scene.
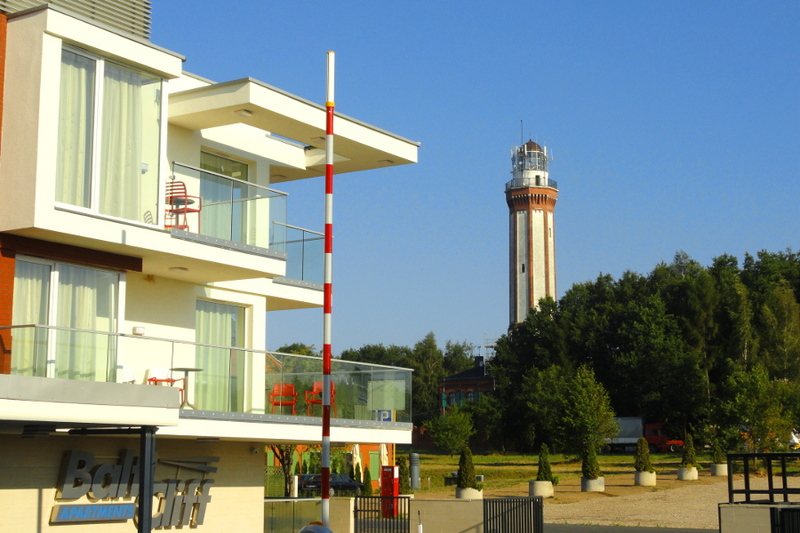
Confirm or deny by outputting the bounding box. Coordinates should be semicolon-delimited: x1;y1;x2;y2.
0;325;412;424
169;162;323;285
274;223;323;285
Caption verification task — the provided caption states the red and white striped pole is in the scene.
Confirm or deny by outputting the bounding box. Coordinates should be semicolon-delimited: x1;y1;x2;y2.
321;50;335;528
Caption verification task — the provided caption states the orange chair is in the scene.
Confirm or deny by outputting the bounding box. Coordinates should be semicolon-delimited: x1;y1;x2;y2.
146;368;184;404
269;383;298;415
305;380;336;417
165;180;201;231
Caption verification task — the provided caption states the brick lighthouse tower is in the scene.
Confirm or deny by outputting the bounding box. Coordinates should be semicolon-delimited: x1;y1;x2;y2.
506;140;558;325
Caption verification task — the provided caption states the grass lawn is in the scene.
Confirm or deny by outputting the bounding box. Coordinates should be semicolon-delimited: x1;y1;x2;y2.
412;450;713;498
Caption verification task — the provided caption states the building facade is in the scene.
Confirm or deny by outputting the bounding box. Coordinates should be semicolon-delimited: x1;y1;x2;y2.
506;140;558;325
0;2;418;531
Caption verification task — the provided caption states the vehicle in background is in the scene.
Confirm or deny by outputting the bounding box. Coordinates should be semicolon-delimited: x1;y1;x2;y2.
606;417;644;453
644;422;684;452
298;474;363;496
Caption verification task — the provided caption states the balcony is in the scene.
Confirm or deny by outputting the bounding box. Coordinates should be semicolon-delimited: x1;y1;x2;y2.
505;176;558;192
0;325;412;427
170;162;322;285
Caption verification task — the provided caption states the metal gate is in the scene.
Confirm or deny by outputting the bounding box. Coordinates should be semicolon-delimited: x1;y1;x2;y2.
354;496;410;533
483;496;544;533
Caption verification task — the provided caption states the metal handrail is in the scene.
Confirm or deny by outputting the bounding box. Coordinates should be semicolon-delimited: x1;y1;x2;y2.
171;162;287;198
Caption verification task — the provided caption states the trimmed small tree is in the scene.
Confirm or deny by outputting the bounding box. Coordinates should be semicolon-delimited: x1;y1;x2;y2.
457;447;478;489
711;440;725;465
581;442;601;480
536;443;557;484
354;463;362;483
363;468;374;496
681;434;697;467
634;437;655;473
397;456;411;494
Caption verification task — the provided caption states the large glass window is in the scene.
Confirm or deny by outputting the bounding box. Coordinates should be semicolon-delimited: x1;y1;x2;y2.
11;258;120;381
195;300;246;412
199;152;250;242
56;48;162;224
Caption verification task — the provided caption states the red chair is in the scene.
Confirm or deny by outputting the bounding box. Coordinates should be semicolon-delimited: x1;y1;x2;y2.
165;180;201;231
305;380;336;417
146;368;184;404
269;383;298;415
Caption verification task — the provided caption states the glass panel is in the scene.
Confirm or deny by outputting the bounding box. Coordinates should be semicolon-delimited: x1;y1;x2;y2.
200;152;250;242
56;50;95;208
100;62;161;223
11;260;51;376
195;300;245;412
55;264;118;381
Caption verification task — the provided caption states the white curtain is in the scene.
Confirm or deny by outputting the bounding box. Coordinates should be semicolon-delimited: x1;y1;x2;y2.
56;50;95;208
100;63;143;221
11;260;51;376
55;264;117;381
195;300;245;411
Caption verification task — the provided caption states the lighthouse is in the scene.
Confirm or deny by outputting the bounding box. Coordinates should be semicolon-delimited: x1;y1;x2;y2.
506;140;558;325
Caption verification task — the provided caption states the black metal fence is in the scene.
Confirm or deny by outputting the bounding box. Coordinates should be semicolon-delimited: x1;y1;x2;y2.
483;497;544;533
771;507;800;533
354;496;410;533
727;452;800;504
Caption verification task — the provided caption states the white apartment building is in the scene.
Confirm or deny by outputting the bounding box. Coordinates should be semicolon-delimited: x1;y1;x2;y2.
0;2;418;531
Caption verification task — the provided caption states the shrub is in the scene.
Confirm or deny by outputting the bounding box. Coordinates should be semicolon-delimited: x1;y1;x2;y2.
634;437;655;473
363;468;374;496
681;434;697;467
536;443;558;485
457;447;479;489
397;455;411;494
711;440;726;465
581;443;601;480
354;463;362;483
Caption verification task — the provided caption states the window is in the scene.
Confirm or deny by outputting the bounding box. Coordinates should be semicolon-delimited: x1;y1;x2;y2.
11;258;120;381
57;48;162;224
195;300;246;412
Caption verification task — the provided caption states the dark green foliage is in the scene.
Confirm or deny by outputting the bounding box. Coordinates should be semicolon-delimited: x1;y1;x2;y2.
457;447;478;489
711;440;726;464
354;463;362;484
681;434;697;467
634;437;654;473
536;443;557;484
363;468;374;496
562;366;618;453
276;343;318;356
427;408;475;455
397;455;411;494
581;444;601;480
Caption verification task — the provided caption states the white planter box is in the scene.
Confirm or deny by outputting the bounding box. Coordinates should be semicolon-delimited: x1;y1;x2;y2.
711;463;728;477
455;487;483;499
677;466;698;480
635;470;657;487
581;477;605;492
528;480;554;498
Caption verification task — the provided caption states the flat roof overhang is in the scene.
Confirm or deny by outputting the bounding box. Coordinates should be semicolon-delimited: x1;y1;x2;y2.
0;375;180;431
168;78;420;183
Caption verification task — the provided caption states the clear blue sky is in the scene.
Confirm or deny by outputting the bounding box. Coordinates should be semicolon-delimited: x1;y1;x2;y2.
152;1;799;354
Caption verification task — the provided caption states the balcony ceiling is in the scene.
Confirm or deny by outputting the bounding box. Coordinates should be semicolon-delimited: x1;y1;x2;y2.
168;78;420;183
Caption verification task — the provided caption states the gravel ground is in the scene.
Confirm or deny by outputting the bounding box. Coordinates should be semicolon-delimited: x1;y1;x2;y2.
542;472;731;529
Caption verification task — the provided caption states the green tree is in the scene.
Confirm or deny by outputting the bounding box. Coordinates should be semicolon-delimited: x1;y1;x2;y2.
427;408;475;455
461;394;503;451
409;333;446;425
276;343;318;356
457;447;478;489
536;443;556;483
581;443;601;480
397;455;411;494
363;468;374;496
562;365;618;453
634;437;654;473
444;340;477;375
681;434;697;467
269;444;296;497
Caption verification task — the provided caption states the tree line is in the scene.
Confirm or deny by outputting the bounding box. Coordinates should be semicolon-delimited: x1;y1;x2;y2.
287;249;800;455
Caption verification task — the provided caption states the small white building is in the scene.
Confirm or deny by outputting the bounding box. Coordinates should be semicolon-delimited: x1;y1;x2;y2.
0;1;418;531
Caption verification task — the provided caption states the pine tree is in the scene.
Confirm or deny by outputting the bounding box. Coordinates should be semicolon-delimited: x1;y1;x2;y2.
681;434;697;467
536;443;555;482
581;443;601;480
363;468;374;496
457;447;478;489
634;437;654;473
